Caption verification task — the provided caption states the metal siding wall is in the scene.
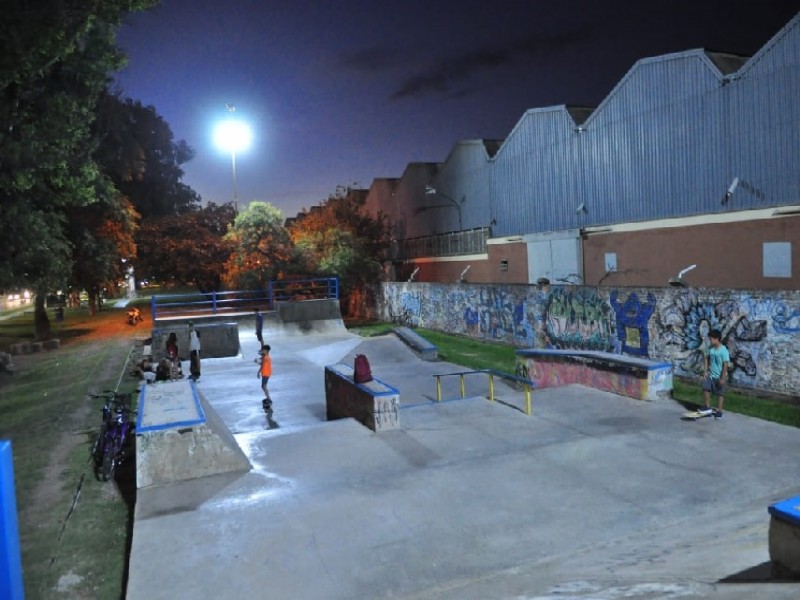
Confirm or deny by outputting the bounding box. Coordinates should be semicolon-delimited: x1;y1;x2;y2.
731;20;800;206
379;16;799;246
433;141;492;233
492;109;580;236
581;55;727;226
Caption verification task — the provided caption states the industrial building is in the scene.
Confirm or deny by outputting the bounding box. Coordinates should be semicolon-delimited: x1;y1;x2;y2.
364;12;800;289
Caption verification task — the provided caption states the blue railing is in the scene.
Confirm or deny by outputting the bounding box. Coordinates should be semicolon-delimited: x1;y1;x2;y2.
1;441;24;600
151;277;339;321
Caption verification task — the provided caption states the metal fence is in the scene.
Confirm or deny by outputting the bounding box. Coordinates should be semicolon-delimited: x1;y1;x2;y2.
398;227;490;259
150;277;339;321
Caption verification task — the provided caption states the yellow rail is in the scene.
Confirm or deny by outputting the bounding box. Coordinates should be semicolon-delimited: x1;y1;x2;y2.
432;369;534;415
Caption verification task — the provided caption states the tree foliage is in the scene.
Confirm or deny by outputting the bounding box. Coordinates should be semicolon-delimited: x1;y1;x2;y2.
223;202;296;290
289;187;391;314
137;203;236;292
0;0;156;337
96;92;200;218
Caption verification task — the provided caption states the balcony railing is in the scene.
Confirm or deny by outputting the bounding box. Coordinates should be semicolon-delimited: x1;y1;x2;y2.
397;227;490;259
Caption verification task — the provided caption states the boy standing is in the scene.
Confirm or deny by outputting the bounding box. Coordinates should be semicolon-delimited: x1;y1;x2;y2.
188;322;201;380
254;307;263;345
701;329;730;418
257;344;272;411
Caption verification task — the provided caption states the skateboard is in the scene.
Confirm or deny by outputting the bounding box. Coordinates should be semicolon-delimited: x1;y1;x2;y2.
681;409;715;421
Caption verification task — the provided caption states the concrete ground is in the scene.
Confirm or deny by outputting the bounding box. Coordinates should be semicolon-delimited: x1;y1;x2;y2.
127;322;800;599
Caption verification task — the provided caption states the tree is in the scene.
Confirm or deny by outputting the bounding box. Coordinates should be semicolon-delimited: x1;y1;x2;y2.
0;0;156;338
223;202;296;290
136;203;236;292
289;187;391;316
96;93;201;218
65;186;139;314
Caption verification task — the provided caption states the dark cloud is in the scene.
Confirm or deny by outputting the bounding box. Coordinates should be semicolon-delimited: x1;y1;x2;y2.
339;46;406;71
391;26;594;100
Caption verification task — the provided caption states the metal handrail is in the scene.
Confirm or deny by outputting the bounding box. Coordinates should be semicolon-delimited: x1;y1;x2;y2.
432;369;535;415
150;277;339;321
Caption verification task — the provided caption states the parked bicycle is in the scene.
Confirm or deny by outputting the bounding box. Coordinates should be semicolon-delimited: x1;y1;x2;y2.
90;390;136;482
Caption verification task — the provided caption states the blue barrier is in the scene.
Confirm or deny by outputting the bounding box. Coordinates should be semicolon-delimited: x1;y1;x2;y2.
1;441;24;600
150;278;339;322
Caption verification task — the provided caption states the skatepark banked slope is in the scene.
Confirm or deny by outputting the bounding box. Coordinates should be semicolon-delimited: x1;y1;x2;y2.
128;306;800;599
133;300;346;519
135;380;252;519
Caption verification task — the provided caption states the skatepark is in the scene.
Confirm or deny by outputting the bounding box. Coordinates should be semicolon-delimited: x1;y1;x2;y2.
126;307;800;599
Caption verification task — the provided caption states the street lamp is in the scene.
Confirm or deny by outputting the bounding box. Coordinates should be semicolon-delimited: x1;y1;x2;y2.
419;185;465;230
213;105;252;213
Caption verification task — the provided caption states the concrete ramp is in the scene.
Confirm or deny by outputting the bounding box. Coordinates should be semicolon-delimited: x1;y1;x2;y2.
135;380;251;518
266;299;346;336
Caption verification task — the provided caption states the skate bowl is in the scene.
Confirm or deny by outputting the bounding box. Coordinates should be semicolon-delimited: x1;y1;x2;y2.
135;380;251;518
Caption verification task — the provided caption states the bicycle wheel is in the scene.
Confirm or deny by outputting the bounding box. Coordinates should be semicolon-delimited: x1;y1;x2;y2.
91;423;107;465
101;437;117;482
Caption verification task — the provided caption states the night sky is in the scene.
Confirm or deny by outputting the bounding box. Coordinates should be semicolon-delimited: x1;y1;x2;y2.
114;0;800;218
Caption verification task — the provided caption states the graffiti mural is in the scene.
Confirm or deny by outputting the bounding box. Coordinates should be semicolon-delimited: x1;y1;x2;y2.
658;291;767;381
544;287;612;351
610;291;656;357
376;282;800;397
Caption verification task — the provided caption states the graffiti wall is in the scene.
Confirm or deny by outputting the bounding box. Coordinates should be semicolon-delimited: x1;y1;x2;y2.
376;282;800;396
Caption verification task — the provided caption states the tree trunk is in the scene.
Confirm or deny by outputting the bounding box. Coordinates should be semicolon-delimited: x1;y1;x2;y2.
34;292;52;341
87;288;97;316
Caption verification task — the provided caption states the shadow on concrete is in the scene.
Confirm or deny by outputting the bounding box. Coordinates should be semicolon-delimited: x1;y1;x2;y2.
719;560;800;583
265;410;279;430
135;470;249;519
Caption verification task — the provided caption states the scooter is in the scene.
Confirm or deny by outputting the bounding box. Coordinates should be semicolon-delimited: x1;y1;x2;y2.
126;307;142;325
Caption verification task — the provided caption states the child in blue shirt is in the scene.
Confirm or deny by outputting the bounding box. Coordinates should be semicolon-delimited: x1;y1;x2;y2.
701;329;730;418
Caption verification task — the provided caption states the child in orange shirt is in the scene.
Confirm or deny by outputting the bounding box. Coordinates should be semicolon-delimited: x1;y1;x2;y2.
257;344;272;411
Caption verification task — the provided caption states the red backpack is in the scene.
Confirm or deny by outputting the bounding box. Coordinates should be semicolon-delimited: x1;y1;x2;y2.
354;354;373;384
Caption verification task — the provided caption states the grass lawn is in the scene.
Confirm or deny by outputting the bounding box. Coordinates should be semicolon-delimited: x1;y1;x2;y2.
0;305;142;599
348;321;800;429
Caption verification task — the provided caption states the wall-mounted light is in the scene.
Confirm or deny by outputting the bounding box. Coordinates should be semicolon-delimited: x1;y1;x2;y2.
576;202;586;214
668;264;696;287
721;177;739;204
421;186;465;230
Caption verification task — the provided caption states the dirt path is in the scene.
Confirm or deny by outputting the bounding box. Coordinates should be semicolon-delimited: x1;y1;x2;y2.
9;308;151;596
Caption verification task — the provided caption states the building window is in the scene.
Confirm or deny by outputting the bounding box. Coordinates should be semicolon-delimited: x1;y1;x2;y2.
604;253;617;272
500;260;508;272
763;242;792;278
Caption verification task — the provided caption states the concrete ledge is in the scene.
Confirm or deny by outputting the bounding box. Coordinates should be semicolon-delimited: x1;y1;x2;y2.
325;363;400;431
31;342;43;353
394;327;438;361
769;496;800;576
135;380;251;516
517;348;673;401
43;339;60;351
0;352;14;374
151;322;240;361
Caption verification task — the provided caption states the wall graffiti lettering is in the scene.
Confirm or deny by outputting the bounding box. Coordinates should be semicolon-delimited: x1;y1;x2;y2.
610;291;656;357
544;287;612;351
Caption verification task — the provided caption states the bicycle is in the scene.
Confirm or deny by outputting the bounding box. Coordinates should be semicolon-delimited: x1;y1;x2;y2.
90;390;136;482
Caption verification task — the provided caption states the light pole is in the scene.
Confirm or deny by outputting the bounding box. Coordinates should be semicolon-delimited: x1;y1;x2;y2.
213;105;252;213
420;185;465;230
